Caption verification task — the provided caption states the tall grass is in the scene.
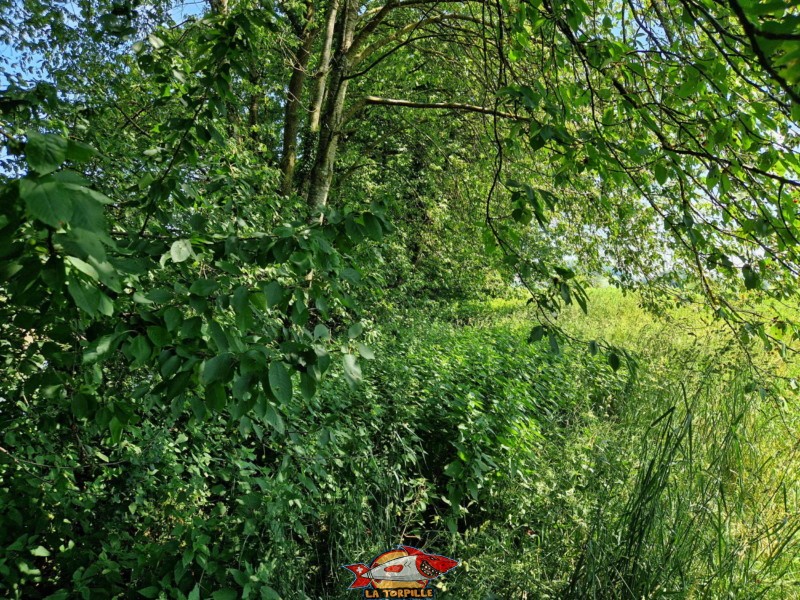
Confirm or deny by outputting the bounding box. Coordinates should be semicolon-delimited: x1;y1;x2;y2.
558;290;800;599
566;371;800;598
407;289;800;599
128;288;796;599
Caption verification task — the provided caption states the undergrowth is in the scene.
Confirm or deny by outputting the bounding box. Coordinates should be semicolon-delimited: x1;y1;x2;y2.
2;289;798;599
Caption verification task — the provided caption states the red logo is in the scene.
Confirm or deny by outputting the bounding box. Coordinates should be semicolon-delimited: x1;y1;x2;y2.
342;545;459;597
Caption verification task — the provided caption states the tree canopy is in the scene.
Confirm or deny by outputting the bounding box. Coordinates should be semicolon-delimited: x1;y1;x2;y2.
4;0;799;349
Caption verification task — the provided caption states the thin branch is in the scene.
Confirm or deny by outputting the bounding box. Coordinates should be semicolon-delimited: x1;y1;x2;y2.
354;95;529;122
350;0;485;56
350;13;485;64
727;0;800;104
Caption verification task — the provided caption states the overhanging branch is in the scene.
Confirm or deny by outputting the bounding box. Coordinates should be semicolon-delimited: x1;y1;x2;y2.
351;0;486;58
348;95;529;122
727;0;800;104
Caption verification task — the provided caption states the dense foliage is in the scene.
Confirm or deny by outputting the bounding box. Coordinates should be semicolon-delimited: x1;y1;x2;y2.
3;292;799;598
1;0;799;597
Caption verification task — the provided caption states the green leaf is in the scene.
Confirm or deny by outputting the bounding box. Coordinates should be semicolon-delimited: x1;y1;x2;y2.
189;395;206;420
26;131;68;175
269;361;292;403
548;332;560;354
341;268;361;284
559;282;571;304
160;354;181;379
109;417;123;444
232;285;250;314
163;307;183;332
345;215;364;242
205;382;227;412
232;373;252;401
67;277;100;315
348;322;363;338
66;139;96;163
148;34;165;49
343;354;362;386
362;213;383;241
71;393;90;418
66;256;99;280
170;239;193;263
138;587;160;599
129;336;151;365
146;326;170;348
574;288;588;314
97;291;114;317
262;586;281;600
357;342;375;360
511;205;533;224
263;281;284;307
146;288;172;303
88;257;121;292
742;264;760;290
291;300;309;325
528;325;545;343
202;353;234;385
300;372;316;400
208;320;229;352
264;402;285;434
68;227;107;259
654;163;668;185
83;333;122;363
608;351;621;371
30;545;50;557
189;278;218;296
589;340;599;356
20;178;107;231
212;590;239;600
20;179;74;228
71;195;106;231
444;461;463;477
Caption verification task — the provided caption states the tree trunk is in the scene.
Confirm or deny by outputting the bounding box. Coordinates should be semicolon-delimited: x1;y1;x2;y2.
279;1;316;197
209;0;228;15
309;0;339;134
306;0;358;212
247;66;261;142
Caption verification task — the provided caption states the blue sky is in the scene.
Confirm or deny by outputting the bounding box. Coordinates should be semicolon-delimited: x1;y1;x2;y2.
1;0;207;88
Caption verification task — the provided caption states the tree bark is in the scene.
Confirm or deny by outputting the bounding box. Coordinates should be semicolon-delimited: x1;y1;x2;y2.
309;0;340;134
306;0;358;212
304;0;488;211
209;0;228;15
247;67;261;142
295;0;339;196
354;96;528;121
279;1;317;197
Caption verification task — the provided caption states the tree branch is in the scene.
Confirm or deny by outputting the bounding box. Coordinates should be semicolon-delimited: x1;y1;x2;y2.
727;0;800;104
350;0;485;58
352;95;529;122
350;13;485;64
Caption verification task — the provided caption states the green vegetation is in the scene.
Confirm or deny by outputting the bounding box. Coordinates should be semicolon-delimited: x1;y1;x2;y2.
2;0;800;597
3;289;798;597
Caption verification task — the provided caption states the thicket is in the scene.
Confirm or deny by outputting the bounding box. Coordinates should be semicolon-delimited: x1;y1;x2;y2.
3;290;798;598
